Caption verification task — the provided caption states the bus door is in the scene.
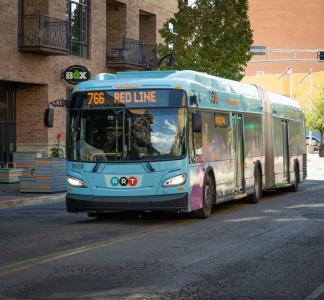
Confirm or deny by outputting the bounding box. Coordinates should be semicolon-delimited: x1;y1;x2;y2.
282;120;289;182
233;114;245;192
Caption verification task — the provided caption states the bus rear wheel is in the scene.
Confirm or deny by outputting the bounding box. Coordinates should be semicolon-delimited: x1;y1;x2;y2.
198;175;214;219
248;167;262;204
288;163;299;192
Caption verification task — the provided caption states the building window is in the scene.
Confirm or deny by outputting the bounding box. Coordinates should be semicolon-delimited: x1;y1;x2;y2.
67;0;89;58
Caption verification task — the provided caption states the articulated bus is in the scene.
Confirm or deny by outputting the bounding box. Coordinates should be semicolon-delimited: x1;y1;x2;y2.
46;70;306;218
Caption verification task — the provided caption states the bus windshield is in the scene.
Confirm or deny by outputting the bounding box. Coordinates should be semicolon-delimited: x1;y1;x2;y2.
68;107;186;162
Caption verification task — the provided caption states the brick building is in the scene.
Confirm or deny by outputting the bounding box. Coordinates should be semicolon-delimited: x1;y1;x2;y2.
0;0;177;164
246;0;324;76
243;0;324;109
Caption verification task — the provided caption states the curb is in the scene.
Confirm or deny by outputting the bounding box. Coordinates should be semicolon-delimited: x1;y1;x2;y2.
0;193;66;209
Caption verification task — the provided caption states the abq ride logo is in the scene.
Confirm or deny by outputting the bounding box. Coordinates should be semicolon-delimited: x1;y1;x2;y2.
63;65;91;85
110;176;138;187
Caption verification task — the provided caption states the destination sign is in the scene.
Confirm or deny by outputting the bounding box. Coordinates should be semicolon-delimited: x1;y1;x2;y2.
113;91;156;104
69;89;186;109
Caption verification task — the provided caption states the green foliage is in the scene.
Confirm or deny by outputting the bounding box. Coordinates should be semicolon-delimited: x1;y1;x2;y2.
306;95;324;145
49;132;64;158
49;145;64;158
159;0;253;80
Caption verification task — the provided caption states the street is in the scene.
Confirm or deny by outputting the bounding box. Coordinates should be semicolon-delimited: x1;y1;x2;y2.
0;157;323;300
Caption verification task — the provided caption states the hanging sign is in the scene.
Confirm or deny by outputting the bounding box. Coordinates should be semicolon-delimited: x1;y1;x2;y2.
63;65;91;85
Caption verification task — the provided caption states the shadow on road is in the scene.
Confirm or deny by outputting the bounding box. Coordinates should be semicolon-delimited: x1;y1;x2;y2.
70;179;324;225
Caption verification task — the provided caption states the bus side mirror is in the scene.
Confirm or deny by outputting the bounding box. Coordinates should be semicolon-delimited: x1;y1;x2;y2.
44;108;54;128
192;112;202;132
190;95;198;105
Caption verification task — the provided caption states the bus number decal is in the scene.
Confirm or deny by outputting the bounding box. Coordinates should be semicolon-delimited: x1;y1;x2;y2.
87;92;105;105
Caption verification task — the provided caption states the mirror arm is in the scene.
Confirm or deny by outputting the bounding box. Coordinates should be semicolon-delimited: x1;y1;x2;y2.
48;99;67;108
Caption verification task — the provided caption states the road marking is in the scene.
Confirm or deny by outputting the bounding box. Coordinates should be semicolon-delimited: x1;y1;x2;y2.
0;222;178;278
0;202;249;278
305;282;324;300
0;182;323;278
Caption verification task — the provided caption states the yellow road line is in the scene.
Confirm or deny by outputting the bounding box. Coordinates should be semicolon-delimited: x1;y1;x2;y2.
0;204;248;278
0;222;179;278
1;183;322;278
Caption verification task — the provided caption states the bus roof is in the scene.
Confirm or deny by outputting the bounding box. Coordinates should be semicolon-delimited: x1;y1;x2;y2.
267;91;300;109
74;70;302;119
75;70;259;98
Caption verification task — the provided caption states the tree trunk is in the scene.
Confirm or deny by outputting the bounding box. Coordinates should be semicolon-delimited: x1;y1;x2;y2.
319;131;324;157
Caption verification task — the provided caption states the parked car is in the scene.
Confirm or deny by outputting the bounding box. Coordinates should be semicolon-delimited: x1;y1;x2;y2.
306;136;321;150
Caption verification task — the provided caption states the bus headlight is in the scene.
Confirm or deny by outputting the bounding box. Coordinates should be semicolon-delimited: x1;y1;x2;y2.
163;174;186;187
67;176;87;188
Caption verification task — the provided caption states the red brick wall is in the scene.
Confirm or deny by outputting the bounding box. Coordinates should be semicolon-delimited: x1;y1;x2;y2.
106;1;127;39
139;12;157;45
16;85;49;152
246;0;324;75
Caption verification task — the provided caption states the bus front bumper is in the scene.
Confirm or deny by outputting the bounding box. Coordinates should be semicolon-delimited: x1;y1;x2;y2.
66;193;188;213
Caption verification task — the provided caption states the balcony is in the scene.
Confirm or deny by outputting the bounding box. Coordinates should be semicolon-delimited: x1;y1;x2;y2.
107;37;158;70
18;14;69;55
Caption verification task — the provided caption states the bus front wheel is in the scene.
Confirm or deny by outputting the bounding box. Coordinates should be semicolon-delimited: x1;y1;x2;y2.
198;175;215;219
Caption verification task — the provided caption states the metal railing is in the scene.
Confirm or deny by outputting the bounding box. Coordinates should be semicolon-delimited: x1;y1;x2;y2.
145;44;158;70
18;14;69;52
107;37;158;69
249;49;323;63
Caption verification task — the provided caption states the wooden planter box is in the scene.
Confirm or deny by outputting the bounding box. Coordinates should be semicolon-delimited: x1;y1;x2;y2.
20;158;67;193
0;168;31;183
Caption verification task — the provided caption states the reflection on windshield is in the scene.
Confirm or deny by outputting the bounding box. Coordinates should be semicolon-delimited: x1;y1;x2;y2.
68;108;186;162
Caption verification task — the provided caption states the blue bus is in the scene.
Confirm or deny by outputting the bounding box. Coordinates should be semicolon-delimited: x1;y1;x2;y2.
45;70;306;218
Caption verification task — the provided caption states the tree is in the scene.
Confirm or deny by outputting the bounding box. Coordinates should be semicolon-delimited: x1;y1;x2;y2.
159;0;253;80
306;95;324;146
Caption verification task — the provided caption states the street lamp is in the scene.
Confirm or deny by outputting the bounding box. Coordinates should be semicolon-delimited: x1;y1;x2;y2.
158;53;177;69
278;67;293;98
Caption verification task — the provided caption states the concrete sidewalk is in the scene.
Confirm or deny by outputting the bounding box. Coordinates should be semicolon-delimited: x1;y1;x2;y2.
306;153;324;180
0;183;66;209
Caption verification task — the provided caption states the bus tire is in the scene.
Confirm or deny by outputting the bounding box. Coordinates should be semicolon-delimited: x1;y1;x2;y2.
198;175;215;219
248;166;262;204
288;162;299;192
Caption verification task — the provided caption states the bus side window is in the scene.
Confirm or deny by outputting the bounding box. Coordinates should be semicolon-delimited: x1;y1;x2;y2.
189;111;203;163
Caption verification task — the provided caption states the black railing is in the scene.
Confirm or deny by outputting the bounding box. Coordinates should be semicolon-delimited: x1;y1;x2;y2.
18;14;68;53
107;37;146;68
107;37;158;69
145;44;158;70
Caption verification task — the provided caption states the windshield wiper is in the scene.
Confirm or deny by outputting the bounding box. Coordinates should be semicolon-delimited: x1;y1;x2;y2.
128;135;155;173
92;154;106;173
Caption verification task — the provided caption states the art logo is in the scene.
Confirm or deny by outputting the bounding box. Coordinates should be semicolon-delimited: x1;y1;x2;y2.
110;176;138;187
63;65;90;85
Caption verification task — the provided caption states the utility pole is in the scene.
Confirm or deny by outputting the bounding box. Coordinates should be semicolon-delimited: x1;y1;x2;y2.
278;67;293;98
288;67;293;98
299;68;313;153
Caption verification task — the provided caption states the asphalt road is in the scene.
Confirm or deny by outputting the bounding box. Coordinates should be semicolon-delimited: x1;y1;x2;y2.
0;178;324;299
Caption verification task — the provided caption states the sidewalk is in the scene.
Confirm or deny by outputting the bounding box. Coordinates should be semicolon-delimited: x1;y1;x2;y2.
0;183;66;209
306;153;324;180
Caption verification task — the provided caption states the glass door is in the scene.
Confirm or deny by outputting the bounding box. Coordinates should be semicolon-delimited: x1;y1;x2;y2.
282;120;289;182
0;87;16;165
233;114;245;192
